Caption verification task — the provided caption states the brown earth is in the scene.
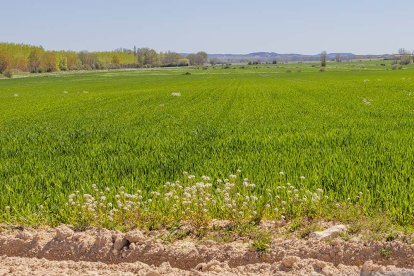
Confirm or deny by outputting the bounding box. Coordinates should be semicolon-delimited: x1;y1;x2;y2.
0;225;414;275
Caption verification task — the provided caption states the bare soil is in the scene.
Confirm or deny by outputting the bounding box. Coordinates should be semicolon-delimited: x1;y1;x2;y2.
1;225;414;275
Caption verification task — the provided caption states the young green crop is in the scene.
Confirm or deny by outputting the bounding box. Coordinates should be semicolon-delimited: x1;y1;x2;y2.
0;62;413;227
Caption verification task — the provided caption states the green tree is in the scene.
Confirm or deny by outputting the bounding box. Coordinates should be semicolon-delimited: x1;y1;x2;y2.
178;58;189;66
58;56;68;71
161;51;182;66
320;51;327;67
111;55;120;65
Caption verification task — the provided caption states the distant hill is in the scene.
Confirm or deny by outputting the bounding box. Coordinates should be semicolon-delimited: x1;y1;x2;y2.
206;52;389;63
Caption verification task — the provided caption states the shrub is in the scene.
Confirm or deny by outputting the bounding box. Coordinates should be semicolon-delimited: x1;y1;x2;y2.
391;64;402;70
183;72;191;75
3;69;12;78
319;67;326;72
286;70;292;73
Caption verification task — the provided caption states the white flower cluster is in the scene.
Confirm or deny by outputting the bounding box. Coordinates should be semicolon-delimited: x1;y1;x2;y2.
64;171;327;227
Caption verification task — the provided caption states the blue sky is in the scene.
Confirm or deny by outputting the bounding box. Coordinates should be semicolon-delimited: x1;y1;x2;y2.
2;0;413;54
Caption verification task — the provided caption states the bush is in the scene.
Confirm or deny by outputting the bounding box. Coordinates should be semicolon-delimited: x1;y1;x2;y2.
286;70;292;73
3;69;13;78
319;67;326;72
183;72;191;75
391;64;402;70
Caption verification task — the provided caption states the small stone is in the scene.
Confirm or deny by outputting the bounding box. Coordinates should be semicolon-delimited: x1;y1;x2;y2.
203;240;216;246
321;266;336;276
195;263;207;272
55;225;74;239
16;231;32;241
125;230;145;244
314;260;326;270
145;271;161;276
282;256;299;268
113;237;128;251
312;225;347;240
361;260;380;276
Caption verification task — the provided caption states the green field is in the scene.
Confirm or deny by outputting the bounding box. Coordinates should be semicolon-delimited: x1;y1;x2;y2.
1;62;414;228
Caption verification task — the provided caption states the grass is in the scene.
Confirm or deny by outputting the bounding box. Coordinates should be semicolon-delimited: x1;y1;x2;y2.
0;61;414;230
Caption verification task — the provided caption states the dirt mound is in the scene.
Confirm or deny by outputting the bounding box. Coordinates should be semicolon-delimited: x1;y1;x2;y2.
1;225;414;275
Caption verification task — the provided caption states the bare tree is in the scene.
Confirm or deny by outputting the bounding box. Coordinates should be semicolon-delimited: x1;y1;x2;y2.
42;52;57;72
209;58;220;65
399;48;412;65
28;49;43;73
320;51;327;67
196;51;208;65
0;51;8;73
335;53;341;62
187;52;208;66
161;51;182;67
136;48;159;67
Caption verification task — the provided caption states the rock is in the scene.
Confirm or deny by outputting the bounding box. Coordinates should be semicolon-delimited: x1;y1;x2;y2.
145;271;161;276
113;237;128;251
195;262;207;272
203;240;216;246
158;262;172;273
194;260;225;272
15;231;32;241
321;266;336;276
361;260;381;276
125;230;145;244
282;256;299;268
312;225;347;240
314;260;326;270
210;219;232;229
55;225;74;239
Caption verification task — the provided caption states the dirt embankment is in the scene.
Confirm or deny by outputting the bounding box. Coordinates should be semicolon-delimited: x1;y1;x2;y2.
1;225;414;275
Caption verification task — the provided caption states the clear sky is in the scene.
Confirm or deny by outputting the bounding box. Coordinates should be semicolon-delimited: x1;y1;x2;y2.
2;0;414;54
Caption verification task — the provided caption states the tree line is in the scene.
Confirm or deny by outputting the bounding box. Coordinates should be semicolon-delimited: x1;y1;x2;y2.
0;43;208;75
